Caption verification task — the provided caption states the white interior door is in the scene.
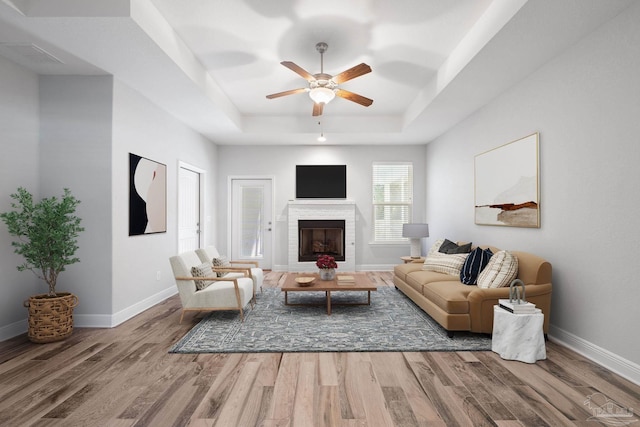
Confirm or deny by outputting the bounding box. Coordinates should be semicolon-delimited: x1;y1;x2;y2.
178;166;201;253
231;178;273;269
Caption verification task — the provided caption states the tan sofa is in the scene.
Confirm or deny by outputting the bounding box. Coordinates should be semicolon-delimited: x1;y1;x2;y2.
393;246;552;336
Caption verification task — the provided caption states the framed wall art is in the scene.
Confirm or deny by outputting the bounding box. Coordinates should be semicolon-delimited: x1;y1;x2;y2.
129;153;167;235
474;133;540;228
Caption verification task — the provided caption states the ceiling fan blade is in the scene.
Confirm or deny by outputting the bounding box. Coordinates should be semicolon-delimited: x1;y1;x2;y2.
335;89;373;107
312;102;324;116
266;88;307;99
281;61;316;82
331;63;372;84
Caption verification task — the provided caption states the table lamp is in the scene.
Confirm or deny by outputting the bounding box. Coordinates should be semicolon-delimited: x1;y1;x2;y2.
402;223;429;258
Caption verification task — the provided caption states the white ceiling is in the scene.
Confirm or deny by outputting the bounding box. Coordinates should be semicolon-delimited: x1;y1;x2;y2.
0;0;634;145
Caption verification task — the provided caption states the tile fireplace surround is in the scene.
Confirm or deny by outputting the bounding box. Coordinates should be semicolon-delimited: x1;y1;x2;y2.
288;200;356;271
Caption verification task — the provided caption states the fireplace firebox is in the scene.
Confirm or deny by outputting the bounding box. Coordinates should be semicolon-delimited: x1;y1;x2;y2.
298;220;345;262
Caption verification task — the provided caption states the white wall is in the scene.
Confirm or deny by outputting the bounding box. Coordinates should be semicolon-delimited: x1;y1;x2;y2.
0;69;220;337
111;80;218;321
39;75;114;319
0;56;41;338
217;144;426;270
425;3;640;381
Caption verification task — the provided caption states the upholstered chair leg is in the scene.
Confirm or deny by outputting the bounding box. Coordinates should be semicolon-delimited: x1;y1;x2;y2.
179;310;186;324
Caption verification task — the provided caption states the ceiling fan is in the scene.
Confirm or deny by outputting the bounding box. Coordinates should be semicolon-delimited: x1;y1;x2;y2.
266;42;373;116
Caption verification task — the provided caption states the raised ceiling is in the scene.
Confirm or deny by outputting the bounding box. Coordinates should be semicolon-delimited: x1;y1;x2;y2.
0;0;634;145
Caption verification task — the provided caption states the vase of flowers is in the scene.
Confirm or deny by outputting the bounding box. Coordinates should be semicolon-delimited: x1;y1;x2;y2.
316;255;337;280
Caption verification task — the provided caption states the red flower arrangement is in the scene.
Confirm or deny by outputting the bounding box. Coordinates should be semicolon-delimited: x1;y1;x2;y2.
316;254;338;269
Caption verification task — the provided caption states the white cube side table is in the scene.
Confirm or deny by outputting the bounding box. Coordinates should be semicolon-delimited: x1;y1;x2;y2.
491;305;546;363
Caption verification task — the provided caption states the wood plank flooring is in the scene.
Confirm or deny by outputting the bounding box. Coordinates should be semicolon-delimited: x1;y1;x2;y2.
0;271;638;426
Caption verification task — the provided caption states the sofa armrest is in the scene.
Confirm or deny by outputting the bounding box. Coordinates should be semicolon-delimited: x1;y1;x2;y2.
467;283;553;334
467;283;552;302
212;267;251;277
230;260;259;267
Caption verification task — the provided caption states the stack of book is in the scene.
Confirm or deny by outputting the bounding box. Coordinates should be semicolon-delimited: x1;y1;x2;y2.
337;275;355;285
498;299;541;314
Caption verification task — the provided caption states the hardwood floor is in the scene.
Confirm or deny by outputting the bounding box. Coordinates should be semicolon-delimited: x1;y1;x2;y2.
0;271;638;426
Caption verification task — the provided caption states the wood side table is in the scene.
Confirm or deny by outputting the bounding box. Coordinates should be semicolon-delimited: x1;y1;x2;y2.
400;256;425;264
491;305;546;363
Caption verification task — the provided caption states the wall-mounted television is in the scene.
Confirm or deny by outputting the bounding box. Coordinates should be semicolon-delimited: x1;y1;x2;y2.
296;165;347;199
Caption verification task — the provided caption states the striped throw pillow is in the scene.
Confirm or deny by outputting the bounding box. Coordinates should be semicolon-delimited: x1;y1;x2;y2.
460;247;493;285
426;238;445;257
477;250;518;289
422;252;468;276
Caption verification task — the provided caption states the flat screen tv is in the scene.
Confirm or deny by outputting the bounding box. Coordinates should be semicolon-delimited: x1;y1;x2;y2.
296;165;347;199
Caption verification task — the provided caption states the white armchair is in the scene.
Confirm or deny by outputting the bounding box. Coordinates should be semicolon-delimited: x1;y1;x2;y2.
169;251;254;323
195;246;264;293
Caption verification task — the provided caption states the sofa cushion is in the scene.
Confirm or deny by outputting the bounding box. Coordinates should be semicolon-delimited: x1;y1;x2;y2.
422;252;468;276
394;262;424;282
191;263;215;290
212;255;231;277
421;281;472;314
438;239;472;254
404;270;460;294
460;247;494;285
477;250;518;288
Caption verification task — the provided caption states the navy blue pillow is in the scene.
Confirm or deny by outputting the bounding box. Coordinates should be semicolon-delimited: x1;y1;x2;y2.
460;247;493;285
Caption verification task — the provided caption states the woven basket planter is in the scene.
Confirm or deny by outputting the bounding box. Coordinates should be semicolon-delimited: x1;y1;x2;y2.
23;292;79;343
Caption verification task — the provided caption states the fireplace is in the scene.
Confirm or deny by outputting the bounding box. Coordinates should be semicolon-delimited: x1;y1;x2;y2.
288;200;355;271
298;220;345;262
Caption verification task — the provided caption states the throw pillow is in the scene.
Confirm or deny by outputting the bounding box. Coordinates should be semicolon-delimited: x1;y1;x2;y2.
426;238;445;257
212;255;232;277
460;247;493;285
438;238;472;254
191;263;215;290
422;252;468;276
477;250;518;289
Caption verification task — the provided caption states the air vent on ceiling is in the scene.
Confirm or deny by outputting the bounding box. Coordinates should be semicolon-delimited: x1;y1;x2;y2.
0;43;65;65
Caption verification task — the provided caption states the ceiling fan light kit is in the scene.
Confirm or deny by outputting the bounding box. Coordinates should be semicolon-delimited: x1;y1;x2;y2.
266;42;373;116
309;87;335;104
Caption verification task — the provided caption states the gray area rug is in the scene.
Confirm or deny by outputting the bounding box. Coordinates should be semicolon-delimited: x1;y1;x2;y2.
169;286;492;353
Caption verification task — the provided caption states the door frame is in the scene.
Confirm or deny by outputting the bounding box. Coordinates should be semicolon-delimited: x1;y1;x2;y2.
178;161;206;251
227;175;275;269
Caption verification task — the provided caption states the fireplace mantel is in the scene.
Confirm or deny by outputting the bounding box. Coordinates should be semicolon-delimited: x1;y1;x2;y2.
288;200;356;271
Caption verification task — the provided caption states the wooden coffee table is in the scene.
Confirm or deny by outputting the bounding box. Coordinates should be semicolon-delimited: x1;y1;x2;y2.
281;273;377;315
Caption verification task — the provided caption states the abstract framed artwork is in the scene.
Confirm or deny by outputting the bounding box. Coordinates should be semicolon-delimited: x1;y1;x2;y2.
474;133;540;228
129;153;167;235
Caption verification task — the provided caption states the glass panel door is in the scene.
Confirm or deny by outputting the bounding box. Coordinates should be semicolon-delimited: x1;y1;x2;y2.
231;179;273;269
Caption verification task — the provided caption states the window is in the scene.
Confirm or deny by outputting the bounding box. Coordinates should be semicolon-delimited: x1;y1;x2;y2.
372;162;413;243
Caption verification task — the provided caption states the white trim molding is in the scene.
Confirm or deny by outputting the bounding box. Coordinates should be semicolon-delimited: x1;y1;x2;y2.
76;286;178;328
549;325;640;386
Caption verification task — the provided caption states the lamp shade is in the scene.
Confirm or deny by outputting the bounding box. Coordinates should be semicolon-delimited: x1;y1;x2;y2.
402;223;429;238
309;87;335;104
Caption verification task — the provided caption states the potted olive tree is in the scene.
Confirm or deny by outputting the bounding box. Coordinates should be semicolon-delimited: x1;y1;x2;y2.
0;187;84;343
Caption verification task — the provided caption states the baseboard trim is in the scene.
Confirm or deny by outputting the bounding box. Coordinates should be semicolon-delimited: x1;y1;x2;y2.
356;264;395;272
75;286;178;328
549;325;640;385
0;319;27;342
